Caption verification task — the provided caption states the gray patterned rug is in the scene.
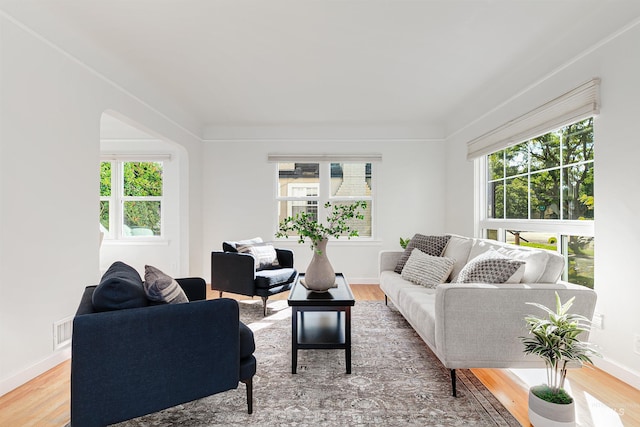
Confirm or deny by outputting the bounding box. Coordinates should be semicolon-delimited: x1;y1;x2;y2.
115;300;519;426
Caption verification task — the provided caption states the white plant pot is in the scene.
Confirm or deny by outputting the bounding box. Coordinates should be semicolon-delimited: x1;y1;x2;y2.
528;387;576;427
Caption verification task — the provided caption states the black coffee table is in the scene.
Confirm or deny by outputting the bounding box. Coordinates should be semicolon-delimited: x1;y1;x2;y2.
287;273;355;374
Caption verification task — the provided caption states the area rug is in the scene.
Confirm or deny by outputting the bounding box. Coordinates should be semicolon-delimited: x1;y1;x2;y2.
115;300;519;426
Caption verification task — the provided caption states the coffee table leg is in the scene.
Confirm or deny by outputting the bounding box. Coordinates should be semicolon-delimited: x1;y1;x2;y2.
292;308;298;374
345;307;351;374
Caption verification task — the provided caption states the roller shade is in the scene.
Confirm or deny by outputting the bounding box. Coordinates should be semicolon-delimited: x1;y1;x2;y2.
267;153;382;163
466;78;600;160
100;153;172;161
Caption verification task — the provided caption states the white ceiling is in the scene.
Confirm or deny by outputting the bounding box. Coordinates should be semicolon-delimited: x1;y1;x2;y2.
3;0;640;137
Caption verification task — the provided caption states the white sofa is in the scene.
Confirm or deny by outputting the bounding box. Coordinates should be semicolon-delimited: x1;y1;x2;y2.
379;234;597;396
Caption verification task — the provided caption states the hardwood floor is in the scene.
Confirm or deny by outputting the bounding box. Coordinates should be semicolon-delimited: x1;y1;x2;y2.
1;284;639;427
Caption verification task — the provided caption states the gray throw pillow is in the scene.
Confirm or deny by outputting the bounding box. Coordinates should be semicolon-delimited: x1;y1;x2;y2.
401;249;455;288
455;249;525;284
394;234;451;274
143;265;189;304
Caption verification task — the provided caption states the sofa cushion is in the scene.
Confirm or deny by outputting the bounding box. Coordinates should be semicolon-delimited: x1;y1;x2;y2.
401;249;455;289
255;268;298;289
443;234;474;282
396;286;438;348
143;265;189;304
237;242;280;270
394;234;451;274
455;249;525;284
92;261;148;312
496;247;549;283
379;270;420;304
239;321;256;359
538;252;565;283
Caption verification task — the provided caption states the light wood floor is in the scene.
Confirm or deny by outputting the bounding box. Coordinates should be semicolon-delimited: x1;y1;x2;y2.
1;284;639;427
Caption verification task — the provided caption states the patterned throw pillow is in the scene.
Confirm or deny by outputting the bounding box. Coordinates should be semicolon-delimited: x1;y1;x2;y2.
394;234;451;274
143;265;189;304
236;242;281;270
401;249;455;288
455;249;525;284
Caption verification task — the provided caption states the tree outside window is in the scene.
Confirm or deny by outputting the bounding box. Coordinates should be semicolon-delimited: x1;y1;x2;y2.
482;118;594;288
100;161;163;238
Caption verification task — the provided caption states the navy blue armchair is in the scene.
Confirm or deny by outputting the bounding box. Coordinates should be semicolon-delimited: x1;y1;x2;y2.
212;243;298;316
71;277;255;427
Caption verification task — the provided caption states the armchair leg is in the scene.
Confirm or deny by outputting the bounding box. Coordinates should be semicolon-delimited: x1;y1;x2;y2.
451;369;457;397
384;295;388;305
261;296;268;316
241;377;253;414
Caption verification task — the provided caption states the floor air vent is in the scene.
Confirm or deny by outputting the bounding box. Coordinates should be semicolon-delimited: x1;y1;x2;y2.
53;317;73;350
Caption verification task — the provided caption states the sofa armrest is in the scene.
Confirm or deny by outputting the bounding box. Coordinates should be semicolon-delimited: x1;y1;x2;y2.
211;251;257;296
275;248;294;268
434;282;597;369
71;298;241;426
379;250;403;274
176;277;206;301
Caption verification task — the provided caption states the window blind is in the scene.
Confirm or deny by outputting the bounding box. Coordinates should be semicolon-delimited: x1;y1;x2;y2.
466;78;600;160
100;153;172;161
267;153;382;163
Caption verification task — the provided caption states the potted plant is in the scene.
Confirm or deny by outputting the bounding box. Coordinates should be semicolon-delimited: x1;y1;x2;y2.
399;237;411;249
521;292;600;427
276;201;367;291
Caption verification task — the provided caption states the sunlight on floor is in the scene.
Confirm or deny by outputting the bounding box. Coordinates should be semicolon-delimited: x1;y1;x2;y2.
238;299;292;332
510;369;624;427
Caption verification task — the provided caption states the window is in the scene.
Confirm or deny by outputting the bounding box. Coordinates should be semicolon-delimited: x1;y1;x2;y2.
479;118;595;288
276;161;373;239
100;160;164;239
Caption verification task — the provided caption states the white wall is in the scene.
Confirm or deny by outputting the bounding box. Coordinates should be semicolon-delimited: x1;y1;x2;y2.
0;15;203;394
202;139;447;283
444;20;640;388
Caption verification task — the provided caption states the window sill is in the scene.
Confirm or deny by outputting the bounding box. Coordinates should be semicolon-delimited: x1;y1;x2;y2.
102;239;170;246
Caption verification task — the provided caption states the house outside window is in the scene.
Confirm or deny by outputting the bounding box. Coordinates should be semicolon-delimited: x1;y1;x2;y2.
100;160;164;239
275;161;374;239
479;118;595;288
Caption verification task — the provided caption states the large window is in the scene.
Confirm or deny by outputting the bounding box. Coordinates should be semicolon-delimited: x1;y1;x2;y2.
100;161;164;239
276;162;373;239
480;118;595;288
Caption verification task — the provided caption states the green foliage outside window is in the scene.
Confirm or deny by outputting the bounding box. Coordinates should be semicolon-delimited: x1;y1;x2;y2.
123;162;163;197
488;118;594;221
100;161;163;236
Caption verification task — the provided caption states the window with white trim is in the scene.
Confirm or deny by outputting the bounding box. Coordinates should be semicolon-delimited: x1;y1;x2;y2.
275;160;374;239
100;160;164;239
478;118;595;288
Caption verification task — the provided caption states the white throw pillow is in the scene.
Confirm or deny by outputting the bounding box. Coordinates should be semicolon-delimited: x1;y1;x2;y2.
237;242;280;270
496;247;549;283
401;248;455;289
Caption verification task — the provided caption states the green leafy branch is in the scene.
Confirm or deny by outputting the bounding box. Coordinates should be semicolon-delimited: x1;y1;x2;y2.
276;201;367;253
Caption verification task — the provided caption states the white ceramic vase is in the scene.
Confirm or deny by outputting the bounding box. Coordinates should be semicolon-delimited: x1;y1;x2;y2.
528;387;576;427
303;238;336;292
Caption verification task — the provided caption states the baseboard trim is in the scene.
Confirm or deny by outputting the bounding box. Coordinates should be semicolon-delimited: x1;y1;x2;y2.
346;277;379;285
0;348;71;397
595;357;640;391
